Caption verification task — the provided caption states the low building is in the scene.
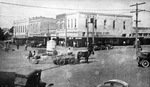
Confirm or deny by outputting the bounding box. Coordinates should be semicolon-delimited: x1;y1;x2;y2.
132;27;150;45
132;27;150;37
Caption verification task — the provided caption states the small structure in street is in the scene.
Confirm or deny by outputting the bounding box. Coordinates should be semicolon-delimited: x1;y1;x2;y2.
46;39;56;55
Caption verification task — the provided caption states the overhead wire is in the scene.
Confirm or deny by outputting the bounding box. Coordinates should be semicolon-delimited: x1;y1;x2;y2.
0;1;134;12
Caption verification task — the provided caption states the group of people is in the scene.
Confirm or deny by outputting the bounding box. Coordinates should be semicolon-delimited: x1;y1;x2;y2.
27;50;38;60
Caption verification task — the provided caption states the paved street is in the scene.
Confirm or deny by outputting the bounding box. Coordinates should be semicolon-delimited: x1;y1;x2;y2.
0;45;150;87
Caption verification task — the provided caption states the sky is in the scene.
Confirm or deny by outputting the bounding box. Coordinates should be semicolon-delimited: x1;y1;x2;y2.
0;0;150;28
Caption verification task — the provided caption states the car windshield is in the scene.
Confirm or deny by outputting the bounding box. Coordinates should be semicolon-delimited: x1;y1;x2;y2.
104;82;125;87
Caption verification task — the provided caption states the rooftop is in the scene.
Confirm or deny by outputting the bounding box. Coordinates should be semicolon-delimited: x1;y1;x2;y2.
56;11;132;18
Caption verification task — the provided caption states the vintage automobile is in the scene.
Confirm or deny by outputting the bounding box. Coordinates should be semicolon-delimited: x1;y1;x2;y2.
97;79;129;87
36;43;46;48
30;41;40;47
0;68;50;87
93;43;113;51
137;50;150;68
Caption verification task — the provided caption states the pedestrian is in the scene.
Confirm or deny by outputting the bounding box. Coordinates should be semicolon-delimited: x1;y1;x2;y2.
33;51;36;57
17;44;19;49
25;44;28;50
137;39;142;51
88;44;94;55
16;40;19;49
73;41;76;47
123;41;126;46
67;48;73;55
27;51;33;60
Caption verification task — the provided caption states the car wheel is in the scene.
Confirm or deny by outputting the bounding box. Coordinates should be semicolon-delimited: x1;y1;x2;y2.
141;60;150;68
68;58;76;64
58;59;65;65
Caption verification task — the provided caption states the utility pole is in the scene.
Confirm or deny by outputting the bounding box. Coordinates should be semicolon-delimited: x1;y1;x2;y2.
65;15;67;47
130;2;146;58
92;17;95;44
87;15;95;47
47;21;50;40
86;16;89;47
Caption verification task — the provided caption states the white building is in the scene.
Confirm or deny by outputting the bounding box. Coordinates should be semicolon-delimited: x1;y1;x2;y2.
56;12;133;46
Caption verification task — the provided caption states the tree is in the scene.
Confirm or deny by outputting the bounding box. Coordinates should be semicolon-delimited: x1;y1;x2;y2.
0;27;5;40
9;26;14;34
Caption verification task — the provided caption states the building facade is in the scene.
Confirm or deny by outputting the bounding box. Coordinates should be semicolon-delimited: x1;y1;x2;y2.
132;27;150;37
56;12;133;47
28;17;57;38
132;27;150;45
13;19;29;39
13;17;57;45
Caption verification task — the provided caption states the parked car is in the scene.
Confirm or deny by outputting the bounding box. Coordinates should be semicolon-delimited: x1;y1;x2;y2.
137;50;150;68
0;68;53;87
97;79;129;87
36;43;46;48
30;41;40;47
93;43;113;51
105;44;114;50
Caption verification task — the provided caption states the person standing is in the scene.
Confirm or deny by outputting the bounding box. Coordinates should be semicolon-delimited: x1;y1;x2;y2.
16;40;19;49
27;51;32;60
25;40;28;50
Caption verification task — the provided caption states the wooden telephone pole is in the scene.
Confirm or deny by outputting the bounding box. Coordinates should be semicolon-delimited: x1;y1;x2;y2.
130;2;145;57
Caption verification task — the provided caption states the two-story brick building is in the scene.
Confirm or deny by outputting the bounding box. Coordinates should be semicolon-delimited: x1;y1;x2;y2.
13;16;57;45
28;16;57;44
56;12;134;47
13;19;29;45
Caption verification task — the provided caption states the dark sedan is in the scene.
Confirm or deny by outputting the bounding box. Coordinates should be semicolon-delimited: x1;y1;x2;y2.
137;50;150;68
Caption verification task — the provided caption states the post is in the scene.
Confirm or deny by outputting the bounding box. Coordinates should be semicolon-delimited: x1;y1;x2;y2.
87;16;89;47
135;3;138;57
130;2;146;58
92;18;95;44
65;17;67;47
47;21;50;40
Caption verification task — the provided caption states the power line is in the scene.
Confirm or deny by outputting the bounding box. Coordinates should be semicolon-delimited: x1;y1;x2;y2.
145;10;150;13
0;1;134;12
0;14;21;17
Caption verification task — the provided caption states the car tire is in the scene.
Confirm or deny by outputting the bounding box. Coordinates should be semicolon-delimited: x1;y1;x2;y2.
141;60;150;68
58;59;65;65
68;58;76;64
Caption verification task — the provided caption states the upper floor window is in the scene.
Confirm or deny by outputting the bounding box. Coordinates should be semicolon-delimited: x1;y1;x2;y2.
20;26;21;33
113;20;115;29
123;21;126;29
71;19;73;28
104;20;107;29
85;19;88;28
75;19;76;28
60;20;64;29
68;19;70;28
22;26;24;33
95;19;97;28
